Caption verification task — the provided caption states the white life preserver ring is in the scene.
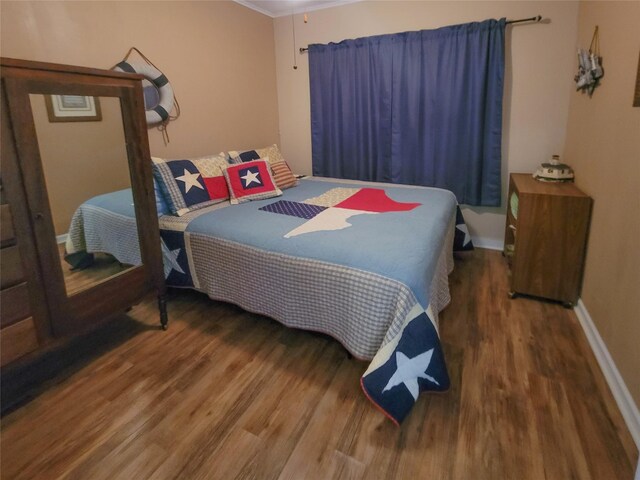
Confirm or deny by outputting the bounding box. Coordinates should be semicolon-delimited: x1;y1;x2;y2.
114;60;174;126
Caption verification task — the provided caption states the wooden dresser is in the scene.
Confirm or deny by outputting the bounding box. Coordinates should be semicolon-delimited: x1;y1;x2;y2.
0;184;43;365
503;173;592;307
0;58;167;371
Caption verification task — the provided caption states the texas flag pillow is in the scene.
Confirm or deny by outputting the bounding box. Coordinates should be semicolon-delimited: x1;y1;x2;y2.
152;153;230;216
228;144;298;191
223;159;282;204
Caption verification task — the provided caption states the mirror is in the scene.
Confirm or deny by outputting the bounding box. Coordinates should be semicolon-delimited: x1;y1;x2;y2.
29;94;137;296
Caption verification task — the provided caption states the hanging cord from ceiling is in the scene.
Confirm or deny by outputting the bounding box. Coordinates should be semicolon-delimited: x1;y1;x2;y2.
292;12;298;70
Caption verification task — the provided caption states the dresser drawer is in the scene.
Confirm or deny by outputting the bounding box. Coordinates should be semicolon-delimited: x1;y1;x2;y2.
0;204;16;248
1;245;25;289
0;282;31;328
0;316;39;366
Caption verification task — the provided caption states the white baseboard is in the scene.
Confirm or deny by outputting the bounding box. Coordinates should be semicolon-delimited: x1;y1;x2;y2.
56;233;67;245
574;299;640;450
471;236;504;251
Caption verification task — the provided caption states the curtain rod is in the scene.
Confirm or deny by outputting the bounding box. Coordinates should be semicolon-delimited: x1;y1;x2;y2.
298;15;543;53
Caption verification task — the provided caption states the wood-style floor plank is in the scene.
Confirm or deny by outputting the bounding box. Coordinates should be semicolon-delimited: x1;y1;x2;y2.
1;249;637;479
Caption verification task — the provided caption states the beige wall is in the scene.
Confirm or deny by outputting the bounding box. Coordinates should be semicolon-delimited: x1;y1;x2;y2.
273;1;580;245
2;0;279;236
1;0;280;159
563;1;640;406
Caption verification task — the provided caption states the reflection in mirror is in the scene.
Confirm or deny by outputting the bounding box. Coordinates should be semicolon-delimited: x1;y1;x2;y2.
142;79;160;110
29;94;137;296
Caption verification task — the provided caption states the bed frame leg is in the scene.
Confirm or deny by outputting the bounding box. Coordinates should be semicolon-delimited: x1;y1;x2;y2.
159;295;168;331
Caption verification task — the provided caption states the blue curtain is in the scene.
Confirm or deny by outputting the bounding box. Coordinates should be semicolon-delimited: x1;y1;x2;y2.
309;19;505;206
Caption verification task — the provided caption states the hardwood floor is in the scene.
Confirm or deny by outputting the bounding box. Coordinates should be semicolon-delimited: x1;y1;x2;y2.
1;249;637;479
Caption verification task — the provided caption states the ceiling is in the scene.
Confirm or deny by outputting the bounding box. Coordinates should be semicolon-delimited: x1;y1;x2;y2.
234;0;362;17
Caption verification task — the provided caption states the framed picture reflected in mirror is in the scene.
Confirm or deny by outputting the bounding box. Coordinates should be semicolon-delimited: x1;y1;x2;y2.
45;94;102;122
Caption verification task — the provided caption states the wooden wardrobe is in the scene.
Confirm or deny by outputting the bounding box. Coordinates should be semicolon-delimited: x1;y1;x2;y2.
0;58;167;369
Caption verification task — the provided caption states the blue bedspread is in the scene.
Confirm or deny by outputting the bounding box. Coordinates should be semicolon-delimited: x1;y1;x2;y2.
65;178;473;424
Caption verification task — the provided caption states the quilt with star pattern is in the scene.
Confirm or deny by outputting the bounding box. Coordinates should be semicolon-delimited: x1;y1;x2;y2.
65;177;473;424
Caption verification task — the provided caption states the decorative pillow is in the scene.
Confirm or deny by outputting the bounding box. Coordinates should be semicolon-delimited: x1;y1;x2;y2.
223;159;282;204
228;145;297;190
152;153;229;216
228;144;285;165
269;159;298;190
227;148;260;164
153;178;170;216
255;144;285;164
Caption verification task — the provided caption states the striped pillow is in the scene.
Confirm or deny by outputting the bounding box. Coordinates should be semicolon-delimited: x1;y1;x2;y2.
269;159;298;190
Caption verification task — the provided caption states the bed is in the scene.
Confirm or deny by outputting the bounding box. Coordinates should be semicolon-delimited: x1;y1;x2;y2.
65;176;473;424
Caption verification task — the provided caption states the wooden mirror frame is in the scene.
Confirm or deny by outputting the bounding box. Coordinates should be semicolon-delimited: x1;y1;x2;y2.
1;58;167;337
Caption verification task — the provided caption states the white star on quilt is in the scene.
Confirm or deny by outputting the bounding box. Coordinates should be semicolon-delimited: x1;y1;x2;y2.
241;169;261;187
176;169;203;193
382;349;439;400
161;240;185;277
456;222;471;246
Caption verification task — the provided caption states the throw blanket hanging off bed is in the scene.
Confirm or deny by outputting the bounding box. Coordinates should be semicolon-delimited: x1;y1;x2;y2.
309;18;506;207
